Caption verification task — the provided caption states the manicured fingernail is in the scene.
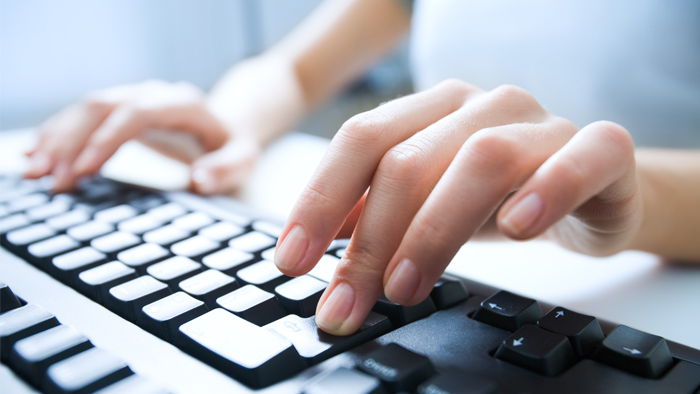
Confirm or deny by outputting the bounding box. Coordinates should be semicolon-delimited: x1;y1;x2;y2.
26;152;50;176
274;225;309;271
385;258;421;304
73;147;101;175
316;282;355;332
501;193;544;235
192;168;216;194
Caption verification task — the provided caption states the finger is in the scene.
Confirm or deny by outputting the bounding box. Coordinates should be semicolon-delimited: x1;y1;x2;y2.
384;118;577;306
275;80;477;278
336;191;367;239
190;138;260;195
497;121;638;252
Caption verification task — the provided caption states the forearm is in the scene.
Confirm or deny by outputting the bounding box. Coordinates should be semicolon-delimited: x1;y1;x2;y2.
632;148;700;261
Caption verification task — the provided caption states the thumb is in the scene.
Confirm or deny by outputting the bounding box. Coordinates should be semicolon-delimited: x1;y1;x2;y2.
190;138;261;195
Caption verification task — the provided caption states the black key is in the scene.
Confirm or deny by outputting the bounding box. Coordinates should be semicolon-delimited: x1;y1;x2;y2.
44;347;133;394
274;275;327;317
170;235;221;260
0;213;31;234
128;194;165;211
146;202;188;222
91;231;141;256
593;325;674;378
6;192;49;213
430;275;469;309
27;235;81;268
358;343;436;393
139;292;208;342
77;262;138;303
9;325;93;386
495;324;576;376
94;204;138;224
143;224;190;246
105;276;172;322
472;290;542;332
51;247;108;286
199;221;245;242
229;231;277;253
201;247;256;275
265;312;392;365
0;304;59;361
117;214;163;235
26;200;71;222
0;282;22;313
93;375;169;394
537;307;604;357
303;367;385;394
417;370;498;394
171;212;215;232
372;294;437;327
179;269;239;309
146;256;203;290
178;309;305;389
117;243;171;274
67;221;114;242
216;285;286;326
6;223;57;248
236;260;291;292
46;210;90;231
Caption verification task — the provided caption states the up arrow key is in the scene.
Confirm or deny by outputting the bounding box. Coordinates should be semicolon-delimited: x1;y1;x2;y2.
512;337;524;347
623;347;642;355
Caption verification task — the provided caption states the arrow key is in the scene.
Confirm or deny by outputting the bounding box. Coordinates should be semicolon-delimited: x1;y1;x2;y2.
593;325;673;378
537;307;604;357
472;291;542;332
495;324;576;376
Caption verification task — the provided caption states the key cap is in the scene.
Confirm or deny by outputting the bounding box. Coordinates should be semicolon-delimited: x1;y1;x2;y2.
143;224;190;246
51;247;108;286
117;214;163;235
128;194;165;211
67;221;114;242
106;276;172;322
358;343;436;393
274;276;327;317
0;304;59;361
94;375;169;394
117;243;170;274
179;309;305;388
9;325;93;386
0;213;31;234
472;290;542;332
216;285;286;326
7;193;49;213
417;370;498;394
27;235;81;268
179;269;239;309
172;212;214;232
147;202;187;222
261;247;276;261
77;262;138;303
46;210;90;231
265;312;391;365
303;367;385;394
537;307;604;357
44;347;133;394
335;248;346;259
495;324;576;376
0;282;22;313
170;235;221;260
229;231;276;253
91;231;141;255
139;292;208;342
201;247;256;275
307;255;340;283
94;204;138;224
147;256;203;290
372;294;437;327
430;275;469;310
251;220;283;238
26;200;71;222
199;221;245;242
236;260;291;292
6;223;56;248
593;325;673;378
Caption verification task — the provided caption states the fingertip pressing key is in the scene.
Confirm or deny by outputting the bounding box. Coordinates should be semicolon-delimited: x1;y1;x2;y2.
384;258;421;305
274;225;309;272
315;282;355;334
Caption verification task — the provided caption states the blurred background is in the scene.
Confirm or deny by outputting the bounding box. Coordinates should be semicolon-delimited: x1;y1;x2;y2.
0;0;413;138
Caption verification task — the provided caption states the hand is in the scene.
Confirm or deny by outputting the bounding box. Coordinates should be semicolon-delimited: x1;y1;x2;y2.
25;80;260;193
274;79;642;335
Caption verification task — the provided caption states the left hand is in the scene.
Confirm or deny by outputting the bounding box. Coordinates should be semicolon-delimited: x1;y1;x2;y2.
274;79;641;335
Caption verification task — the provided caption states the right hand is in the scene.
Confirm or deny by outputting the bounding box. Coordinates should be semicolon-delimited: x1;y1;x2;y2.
24;79;261;193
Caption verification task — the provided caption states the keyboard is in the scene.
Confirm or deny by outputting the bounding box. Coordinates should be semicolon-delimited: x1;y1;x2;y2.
1;175;699;394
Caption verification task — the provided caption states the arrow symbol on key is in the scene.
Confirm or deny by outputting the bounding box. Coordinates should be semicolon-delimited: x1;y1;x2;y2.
489;303;503;310
513;337;524;346
623;347;642;355
555;311;564;318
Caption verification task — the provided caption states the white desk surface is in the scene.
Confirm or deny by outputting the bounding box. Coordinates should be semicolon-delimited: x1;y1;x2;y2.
1;128;699;350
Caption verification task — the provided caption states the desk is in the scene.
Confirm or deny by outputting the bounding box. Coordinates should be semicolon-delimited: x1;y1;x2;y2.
1;128;699;349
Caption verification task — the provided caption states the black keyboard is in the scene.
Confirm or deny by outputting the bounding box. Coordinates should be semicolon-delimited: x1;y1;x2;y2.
1;175;699;394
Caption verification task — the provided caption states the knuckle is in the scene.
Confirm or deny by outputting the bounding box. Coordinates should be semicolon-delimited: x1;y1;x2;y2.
592;121;635;158
410;215;456;254
491;84;541;109
436;78;474;97
338;110;393;146
377;143;431;183
296;182;337;212
463;128;522;175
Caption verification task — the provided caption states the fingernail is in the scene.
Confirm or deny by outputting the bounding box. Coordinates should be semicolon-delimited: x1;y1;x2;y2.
501;193;544;235
274;225;309;271
192;168;216;194
316;282;355;332
385;258;421;304
26;152;51;176
73;147;101;175
52;161;73;191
